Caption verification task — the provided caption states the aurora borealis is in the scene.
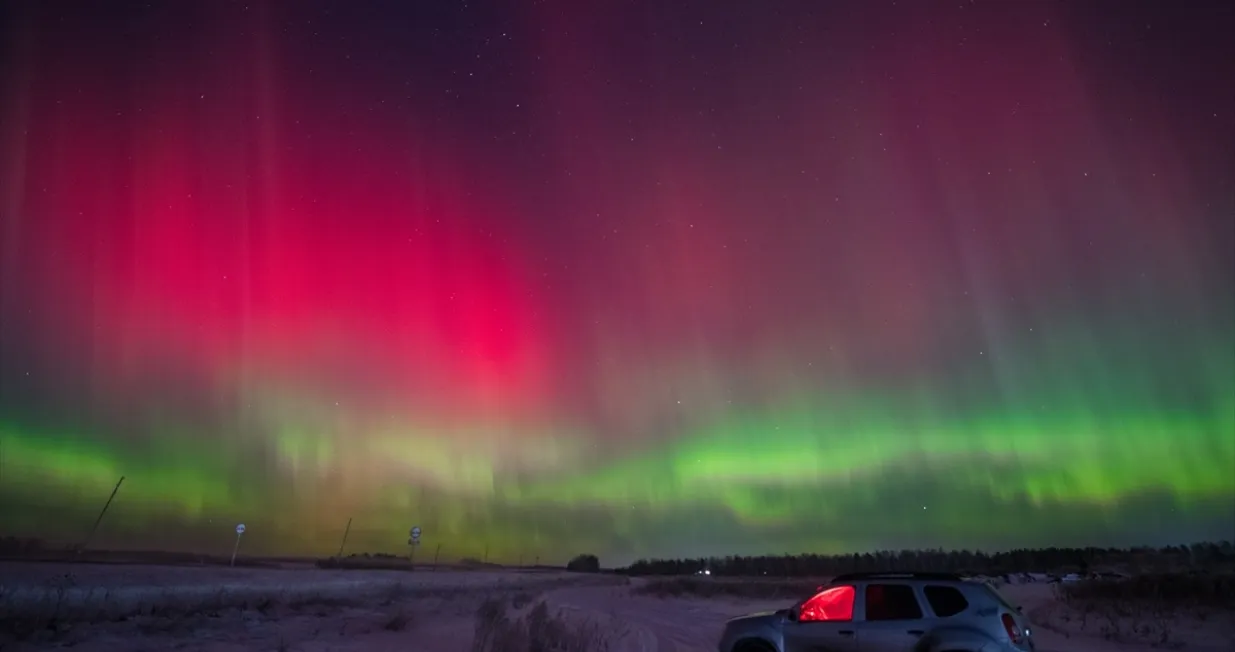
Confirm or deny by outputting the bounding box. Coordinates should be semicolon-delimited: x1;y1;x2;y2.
0;0;1232;565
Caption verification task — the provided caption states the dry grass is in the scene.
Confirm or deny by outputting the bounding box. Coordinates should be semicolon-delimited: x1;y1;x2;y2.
635;576;817;600
0;580;374;644
382;607;414;631
1057;573;1235;609
315;555;419;571
0;570;607;648
471;596;615;652
1045;574;1235;649
314;554;520;572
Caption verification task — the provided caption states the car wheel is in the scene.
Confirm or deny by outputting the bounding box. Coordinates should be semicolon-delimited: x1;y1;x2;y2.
734;640;777;652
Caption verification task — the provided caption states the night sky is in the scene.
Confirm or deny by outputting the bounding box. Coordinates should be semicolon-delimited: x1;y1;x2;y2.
1;0;1232;565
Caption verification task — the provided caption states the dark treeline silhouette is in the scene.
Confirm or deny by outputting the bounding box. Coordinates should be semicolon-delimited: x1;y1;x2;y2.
619;541;1235;577
566;553;600;573
0;536;45;556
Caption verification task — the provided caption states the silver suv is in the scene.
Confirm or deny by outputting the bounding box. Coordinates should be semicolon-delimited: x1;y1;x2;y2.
718;572;1036;652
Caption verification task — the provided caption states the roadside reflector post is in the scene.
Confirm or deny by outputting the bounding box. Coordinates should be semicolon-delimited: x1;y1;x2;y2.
231;523;246;566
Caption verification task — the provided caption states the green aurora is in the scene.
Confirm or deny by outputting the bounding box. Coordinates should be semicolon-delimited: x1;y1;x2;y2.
2;0;1234;565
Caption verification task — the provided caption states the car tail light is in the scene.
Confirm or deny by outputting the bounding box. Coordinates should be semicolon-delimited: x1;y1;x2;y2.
1001;612;1025;645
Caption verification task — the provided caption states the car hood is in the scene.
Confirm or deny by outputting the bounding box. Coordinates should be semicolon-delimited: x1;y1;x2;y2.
727;610;782;624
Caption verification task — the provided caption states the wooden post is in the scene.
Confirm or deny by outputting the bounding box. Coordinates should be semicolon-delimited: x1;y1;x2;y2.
80;476;125;553
230;533;242;566
337;517;352;557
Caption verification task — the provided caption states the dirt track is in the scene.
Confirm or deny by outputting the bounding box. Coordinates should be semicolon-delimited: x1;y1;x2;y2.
547;580;785;652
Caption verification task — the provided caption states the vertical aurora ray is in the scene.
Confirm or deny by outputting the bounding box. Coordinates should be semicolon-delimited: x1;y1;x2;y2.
0;0;1232;563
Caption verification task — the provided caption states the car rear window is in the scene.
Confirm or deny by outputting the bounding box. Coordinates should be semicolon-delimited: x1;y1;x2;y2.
923;585;968;617
865;584;923;620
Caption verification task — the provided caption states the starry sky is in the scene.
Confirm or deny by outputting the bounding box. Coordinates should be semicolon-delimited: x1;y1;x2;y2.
1;0;1232;565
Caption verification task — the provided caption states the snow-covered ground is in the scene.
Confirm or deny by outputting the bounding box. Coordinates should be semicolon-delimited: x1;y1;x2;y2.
0;562;614;651
1;562;1231;651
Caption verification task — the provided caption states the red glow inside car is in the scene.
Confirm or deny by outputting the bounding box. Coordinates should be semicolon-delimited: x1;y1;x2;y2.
799;585;855;622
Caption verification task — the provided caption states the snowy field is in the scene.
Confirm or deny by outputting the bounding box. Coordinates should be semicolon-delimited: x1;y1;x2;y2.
2;562;1232;651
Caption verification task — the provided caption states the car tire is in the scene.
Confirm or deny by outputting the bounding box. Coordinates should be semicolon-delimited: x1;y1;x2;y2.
733;640;776;652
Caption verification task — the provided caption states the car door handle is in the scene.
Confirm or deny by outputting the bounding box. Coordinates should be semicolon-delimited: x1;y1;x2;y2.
906;630;924;636
838;630;855;636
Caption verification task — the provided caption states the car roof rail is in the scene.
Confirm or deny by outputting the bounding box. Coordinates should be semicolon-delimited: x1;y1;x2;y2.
829;572;964;583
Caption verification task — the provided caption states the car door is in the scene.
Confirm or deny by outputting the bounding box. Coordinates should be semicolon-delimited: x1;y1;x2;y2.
855;583;929;652
782;584;861;652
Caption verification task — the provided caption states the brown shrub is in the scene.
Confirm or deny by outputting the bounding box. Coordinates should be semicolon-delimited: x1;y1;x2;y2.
635;576;816;600
1058;573;1235;610
1050;573;1235;648
315;555;415;571
472;596;613;651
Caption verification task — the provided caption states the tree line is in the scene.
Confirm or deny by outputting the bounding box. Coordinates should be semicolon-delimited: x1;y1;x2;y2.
616;541;1235;576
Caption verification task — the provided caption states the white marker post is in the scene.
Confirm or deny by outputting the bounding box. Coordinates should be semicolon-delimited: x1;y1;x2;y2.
231;523;246;567
409;526;422;568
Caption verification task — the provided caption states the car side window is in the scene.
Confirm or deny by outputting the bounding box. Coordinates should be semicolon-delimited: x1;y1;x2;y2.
864;583;923;621
798;585;854;622
923;585;969;617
